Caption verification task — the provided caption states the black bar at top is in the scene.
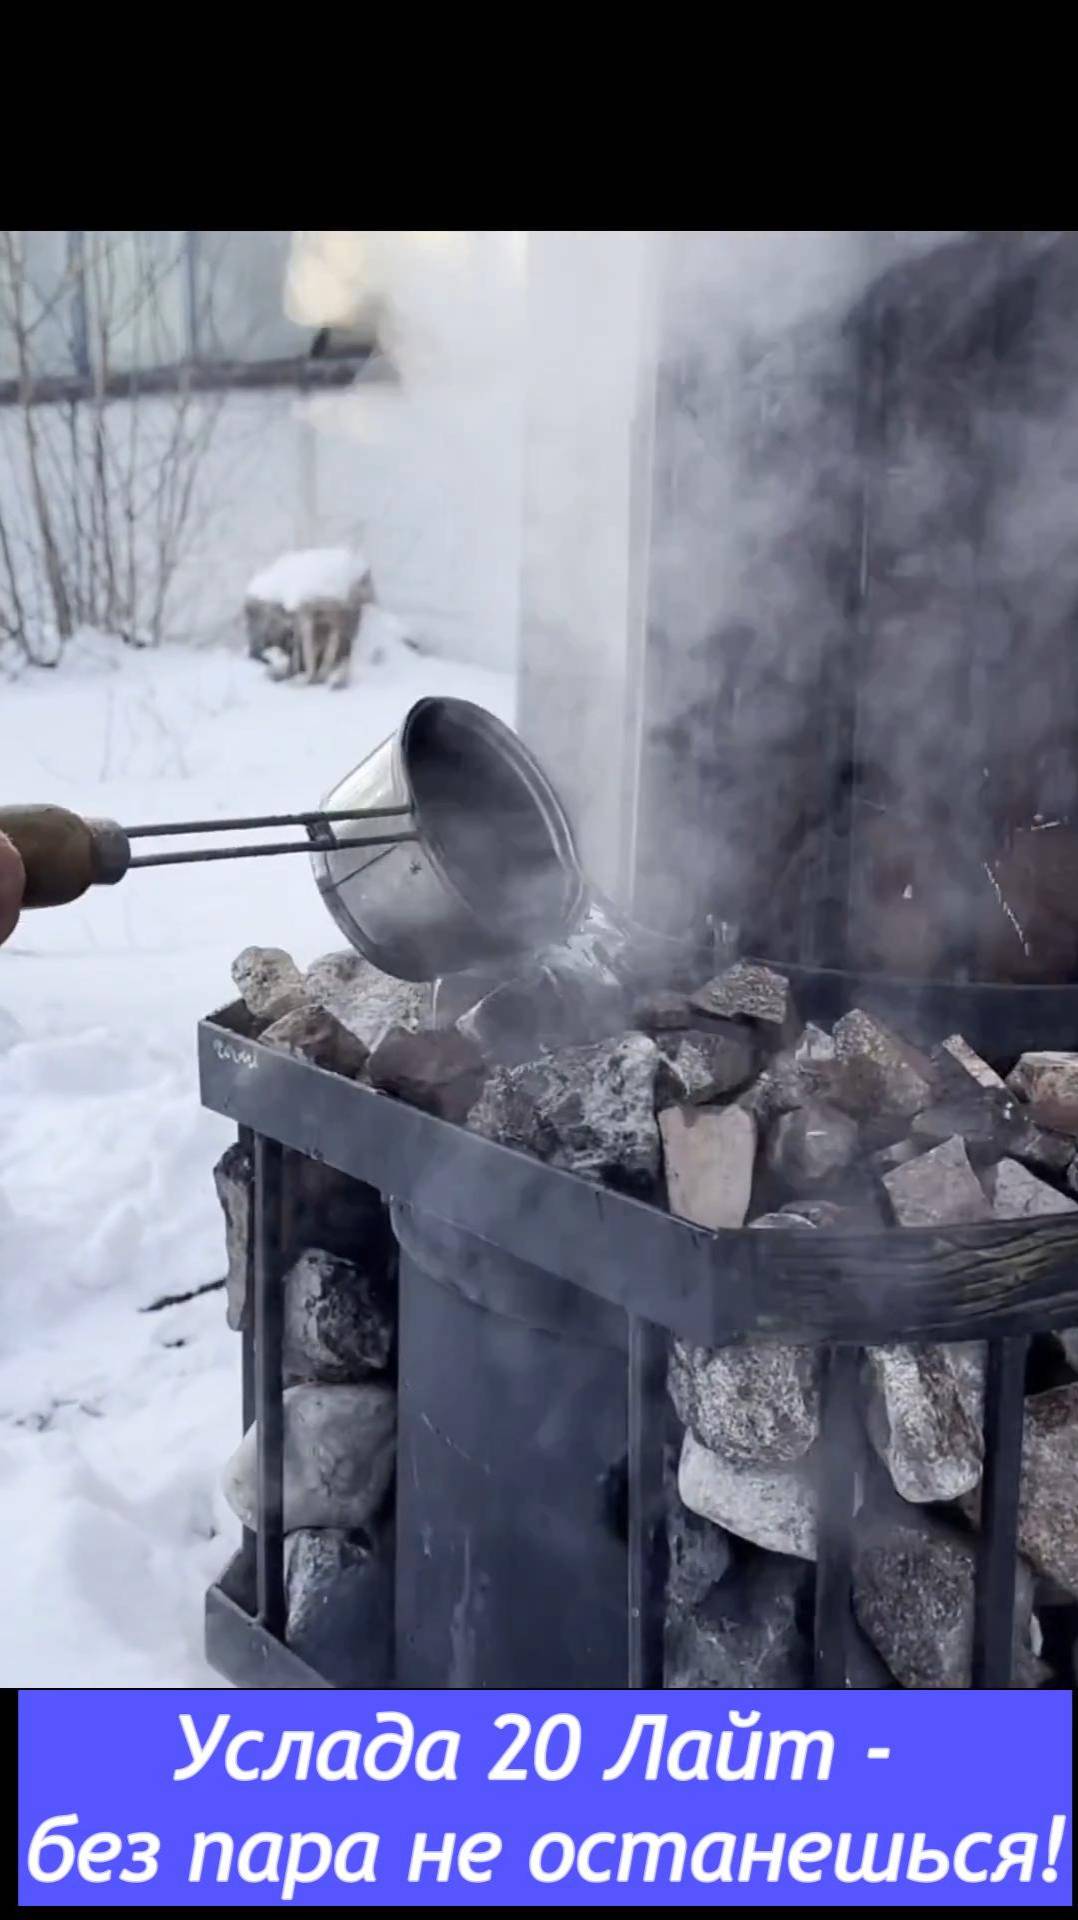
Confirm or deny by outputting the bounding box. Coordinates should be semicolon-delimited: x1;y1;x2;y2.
254;1133;286;1638
814;1344;861;1687
972;1335;1028;1687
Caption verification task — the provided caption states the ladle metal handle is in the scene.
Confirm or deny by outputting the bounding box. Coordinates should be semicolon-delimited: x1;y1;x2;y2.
0;802;416;907
122;806;412;838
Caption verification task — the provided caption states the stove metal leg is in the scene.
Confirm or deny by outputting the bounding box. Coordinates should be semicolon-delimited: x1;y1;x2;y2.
814;1343;861;1688
253;1132;286;1637
238;1126;256;1586
627;1314;667;1688
972;1335;1028;1688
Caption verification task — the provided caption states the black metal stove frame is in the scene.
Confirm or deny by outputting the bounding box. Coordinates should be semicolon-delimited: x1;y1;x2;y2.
200;989;1078;1692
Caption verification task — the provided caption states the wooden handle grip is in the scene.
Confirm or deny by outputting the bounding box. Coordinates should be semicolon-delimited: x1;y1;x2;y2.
0;806;129;907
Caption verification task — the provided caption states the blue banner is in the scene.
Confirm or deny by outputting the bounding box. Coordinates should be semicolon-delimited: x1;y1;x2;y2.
17;1689;1072;1907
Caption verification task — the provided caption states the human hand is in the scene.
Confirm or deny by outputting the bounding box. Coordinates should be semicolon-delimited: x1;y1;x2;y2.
0;831;24;945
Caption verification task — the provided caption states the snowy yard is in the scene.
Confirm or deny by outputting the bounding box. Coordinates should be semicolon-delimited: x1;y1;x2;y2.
0;631;512;1685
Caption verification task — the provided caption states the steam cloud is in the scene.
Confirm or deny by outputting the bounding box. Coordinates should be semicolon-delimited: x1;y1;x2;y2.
285;230;527;441
636;229;1078;986
286;231;1078;990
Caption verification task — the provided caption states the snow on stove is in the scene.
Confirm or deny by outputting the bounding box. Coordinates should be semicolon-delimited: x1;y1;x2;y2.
246;546;370;610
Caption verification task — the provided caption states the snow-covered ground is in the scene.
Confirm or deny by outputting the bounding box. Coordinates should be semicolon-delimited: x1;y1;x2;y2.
0;629;512;1685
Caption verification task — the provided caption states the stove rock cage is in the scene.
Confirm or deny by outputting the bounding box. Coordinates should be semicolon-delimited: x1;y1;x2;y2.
200;974;1078;1691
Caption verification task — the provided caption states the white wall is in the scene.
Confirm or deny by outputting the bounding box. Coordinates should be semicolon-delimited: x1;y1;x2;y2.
516;230;659;895
168;377;522;672
0;381;521;673
1;231;528;674
280;230;527;674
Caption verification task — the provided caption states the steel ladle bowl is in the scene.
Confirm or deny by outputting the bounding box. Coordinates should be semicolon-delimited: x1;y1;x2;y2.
311;697;588;980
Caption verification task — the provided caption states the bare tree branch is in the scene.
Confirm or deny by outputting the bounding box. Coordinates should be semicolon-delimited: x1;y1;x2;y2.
0;229;351;666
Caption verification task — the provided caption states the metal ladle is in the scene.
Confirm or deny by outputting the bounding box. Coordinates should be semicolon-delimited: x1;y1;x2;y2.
0;697;592;981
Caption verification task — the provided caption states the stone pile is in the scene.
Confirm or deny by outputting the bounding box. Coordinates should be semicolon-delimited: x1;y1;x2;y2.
214;945;414;1681
215;940;1078;1687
